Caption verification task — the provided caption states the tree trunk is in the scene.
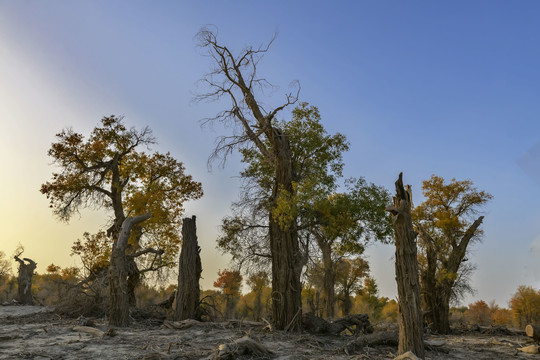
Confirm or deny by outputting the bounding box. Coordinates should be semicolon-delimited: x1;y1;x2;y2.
14;256;37;305
253;291;262;321
174;216;202;321
320;241;336;318
342;289;353;316
269;127;303;331
109;213;150;327
386;173;425;359
430;290;450;334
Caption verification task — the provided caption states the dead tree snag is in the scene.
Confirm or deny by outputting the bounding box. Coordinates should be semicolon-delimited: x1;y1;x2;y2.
386;173;424;358
14;255;37;305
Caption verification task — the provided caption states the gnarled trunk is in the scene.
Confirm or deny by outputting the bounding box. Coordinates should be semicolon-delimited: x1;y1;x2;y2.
174;216;202;320
270;127;303;331
109;213;150;326
418;217;484;334
14;256;36;305
386;173;424;358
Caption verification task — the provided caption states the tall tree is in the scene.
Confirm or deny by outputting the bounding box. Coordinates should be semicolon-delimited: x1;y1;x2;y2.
386;173;424;358
413;175;492;334
41;116;203;308
218;104;390;319
197;28;303;330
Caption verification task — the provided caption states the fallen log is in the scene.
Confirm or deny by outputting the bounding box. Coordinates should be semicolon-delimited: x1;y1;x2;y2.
72;326;105;337
526;324;540;342
212;335;273;359
343;331;399;355
302;313;373;335
163;319;203;330
343;332;448;355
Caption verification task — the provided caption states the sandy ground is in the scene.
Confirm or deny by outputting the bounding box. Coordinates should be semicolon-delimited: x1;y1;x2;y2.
0;305;537;360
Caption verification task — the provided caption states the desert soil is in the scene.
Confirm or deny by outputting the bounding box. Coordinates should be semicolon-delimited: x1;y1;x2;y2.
0;305;537;359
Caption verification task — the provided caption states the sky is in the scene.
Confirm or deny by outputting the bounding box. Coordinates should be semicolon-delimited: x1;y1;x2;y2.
1;1;540;308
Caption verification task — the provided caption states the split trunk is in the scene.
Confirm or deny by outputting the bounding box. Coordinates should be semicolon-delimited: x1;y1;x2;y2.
386;173;424;358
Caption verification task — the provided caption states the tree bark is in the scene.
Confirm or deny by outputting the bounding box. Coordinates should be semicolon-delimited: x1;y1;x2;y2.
174;216;202;321
386;173;424;359
108;213;150;327
14;256;37;305
318;240;336;318
269;127;303;331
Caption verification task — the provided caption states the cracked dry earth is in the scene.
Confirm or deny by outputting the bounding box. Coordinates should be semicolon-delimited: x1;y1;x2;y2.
0;306;537;360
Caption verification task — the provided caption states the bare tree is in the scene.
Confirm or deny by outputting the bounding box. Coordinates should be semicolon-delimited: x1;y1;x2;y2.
197;28;303;330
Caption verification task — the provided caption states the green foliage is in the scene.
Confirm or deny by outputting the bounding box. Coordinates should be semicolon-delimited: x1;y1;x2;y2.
219;103;391;271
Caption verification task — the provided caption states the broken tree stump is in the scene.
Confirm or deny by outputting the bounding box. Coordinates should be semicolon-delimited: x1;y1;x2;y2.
386;173;424;358
14;256;37;305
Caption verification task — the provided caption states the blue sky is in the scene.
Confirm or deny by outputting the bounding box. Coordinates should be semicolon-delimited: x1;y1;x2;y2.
1;1;540;307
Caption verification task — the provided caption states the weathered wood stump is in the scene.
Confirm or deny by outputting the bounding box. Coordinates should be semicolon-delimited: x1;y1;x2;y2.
386;173;424;359
14;256;37;305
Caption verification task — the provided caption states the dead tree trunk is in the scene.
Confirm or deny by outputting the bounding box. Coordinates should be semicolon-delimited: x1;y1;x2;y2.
174;216;202;320
14;256;37;305
109;213;150;327
386;173;424;359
